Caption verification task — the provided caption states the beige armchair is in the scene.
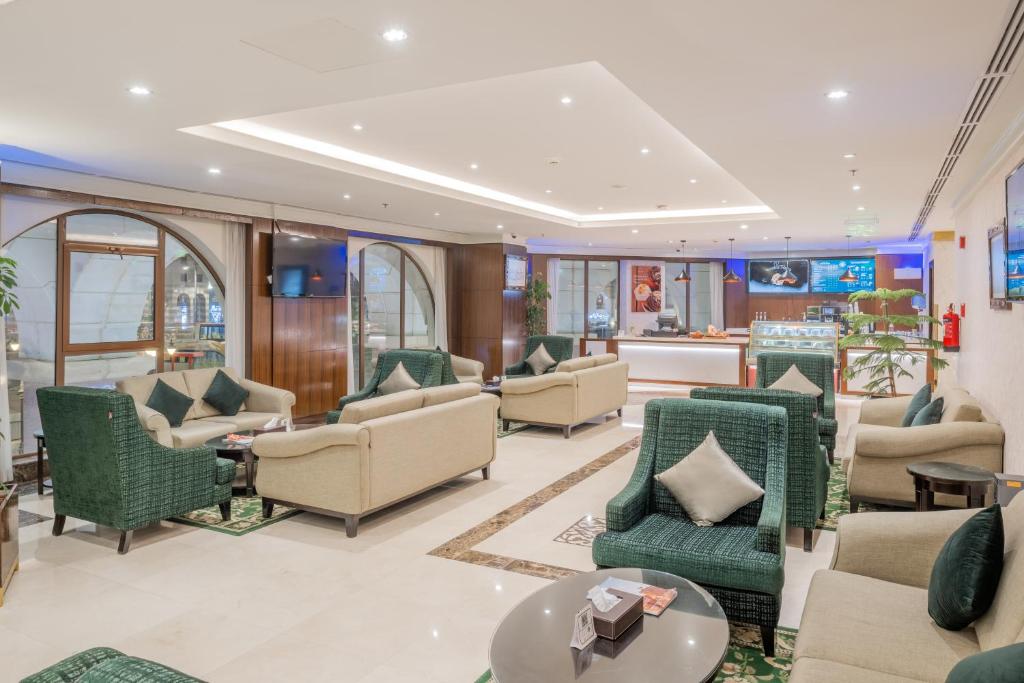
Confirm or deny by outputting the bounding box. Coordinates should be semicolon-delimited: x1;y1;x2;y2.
499;354;628;438
253;383;497;536
845;386;1004;510
451;353;485;384
790;495;1024;681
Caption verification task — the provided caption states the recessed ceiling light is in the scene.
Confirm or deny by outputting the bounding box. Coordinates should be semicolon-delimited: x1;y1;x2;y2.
587;242;593;247
207;167;221;175
352;123;364;131
856;206;865;211
640;147;650;155
433;211;440;216
342;193;351;200
631;229;639;234
381;28;408;42
597;206;604;211
127;85;151;96
740;224;749;230
826;89;849;100
560;96;573;105
843;153;856;159
763;236;769;240
545;189;552;194
721;200;728;204
852;184;861;191
689;178;698;184
496;224;504;230
469;163;479;170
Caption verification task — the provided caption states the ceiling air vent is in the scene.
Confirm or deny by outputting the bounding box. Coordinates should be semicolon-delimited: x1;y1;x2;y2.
908;0;1024;240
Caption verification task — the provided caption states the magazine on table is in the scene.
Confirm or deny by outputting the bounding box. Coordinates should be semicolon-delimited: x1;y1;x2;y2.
598;577;678;616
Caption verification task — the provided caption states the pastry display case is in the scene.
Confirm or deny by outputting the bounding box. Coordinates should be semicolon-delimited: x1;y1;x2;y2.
748;320;839;362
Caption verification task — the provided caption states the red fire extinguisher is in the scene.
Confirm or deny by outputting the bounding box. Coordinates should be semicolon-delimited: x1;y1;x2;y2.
942;304;960;352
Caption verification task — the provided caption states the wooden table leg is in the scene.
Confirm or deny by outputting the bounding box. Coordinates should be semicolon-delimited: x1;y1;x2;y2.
914;478;929;512
243;449;255;497
36;436;44;496
967;485;987;508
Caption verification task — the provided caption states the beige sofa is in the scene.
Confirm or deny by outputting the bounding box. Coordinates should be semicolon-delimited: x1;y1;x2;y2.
451;353;485;384
790;495;1024;681
117;367;296;448
499;353;628;438
252;383;497;537
845;386;1004;510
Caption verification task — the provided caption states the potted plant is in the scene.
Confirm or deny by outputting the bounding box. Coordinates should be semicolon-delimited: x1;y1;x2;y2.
523;277;551;336
840;288;947;397
0;253;20;606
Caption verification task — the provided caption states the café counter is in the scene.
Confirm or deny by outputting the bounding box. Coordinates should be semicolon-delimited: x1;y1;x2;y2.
579;335;748;387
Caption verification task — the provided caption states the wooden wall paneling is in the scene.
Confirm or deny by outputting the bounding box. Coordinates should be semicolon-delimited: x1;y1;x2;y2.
454;243;505;378
723;275;749;328
502;244;528;370
246;218;274;384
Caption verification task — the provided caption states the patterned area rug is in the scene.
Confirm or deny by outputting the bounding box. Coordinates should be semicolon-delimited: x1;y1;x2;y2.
474;623;796;682
497;418;529;438
816;457;886;531
170;496;301;536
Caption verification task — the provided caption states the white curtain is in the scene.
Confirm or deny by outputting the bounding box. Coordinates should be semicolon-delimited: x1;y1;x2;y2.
222;222;247;374
432;247;448;350
0;314;10;482
546;257;560;334
709;261;725;329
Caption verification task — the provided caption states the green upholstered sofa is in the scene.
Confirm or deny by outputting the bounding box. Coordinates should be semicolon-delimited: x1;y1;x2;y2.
328;349;447;423
756;351;837;461
592;398;788;655
504;335;574;378
692;386;829;552
37;386;234;554
21;647;203;682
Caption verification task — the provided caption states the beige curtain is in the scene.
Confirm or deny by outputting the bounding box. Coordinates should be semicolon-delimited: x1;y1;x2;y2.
222;222;247;374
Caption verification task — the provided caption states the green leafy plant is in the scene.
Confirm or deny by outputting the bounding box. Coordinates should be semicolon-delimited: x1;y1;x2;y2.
0;256;16;491
524;278;551;337
840;288;947;397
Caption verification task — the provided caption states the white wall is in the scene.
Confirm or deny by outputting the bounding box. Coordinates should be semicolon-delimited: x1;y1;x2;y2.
952;135;1024;472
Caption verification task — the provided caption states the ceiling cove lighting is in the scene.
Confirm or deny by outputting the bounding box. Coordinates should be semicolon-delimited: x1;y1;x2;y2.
208;120;775;225
381;28;408;42
838;235;858;282
127;85;151;96
826;89;849;100
674;241;691;282
723;238;742;284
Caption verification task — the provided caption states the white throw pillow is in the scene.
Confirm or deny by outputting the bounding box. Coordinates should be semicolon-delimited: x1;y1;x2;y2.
655;431;765;526
378;361;421;395
768;364;823;397
525;343;557;376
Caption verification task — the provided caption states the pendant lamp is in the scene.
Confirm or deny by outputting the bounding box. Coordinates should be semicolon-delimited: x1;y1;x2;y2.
674;240;691;282
723;238;742;284
838;235;858;282
777;236;798;284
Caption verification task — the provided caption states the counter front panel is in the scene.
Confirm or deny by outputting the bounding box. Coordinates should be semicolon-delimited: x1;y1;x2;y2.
580;336;746;387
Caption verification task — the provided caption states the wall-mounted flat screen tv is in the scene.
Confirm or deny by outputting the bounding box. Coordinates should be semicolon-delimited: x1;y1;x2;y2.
810;257;876;293
271;234;347;298
1006;159;1024;301
748;259;810;294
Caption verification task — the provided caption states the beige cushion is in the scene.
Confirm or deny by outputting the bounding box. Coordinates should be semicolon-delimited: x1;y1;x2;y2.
184;367;246;418
421;383;480;407
340;390;423;424
378;362;420;395
768;364;823;397
169;420;234;448
525;343;556;375
974;492;1024;650
796;570;979;682
201;411;286;430
555;356;594;373
938;387;983;424
654;431;764;526
790;658;928;683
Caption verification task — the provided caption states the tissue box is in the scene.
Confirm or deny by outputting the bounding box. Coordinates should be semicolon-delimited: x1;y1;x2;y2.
590;588;643;640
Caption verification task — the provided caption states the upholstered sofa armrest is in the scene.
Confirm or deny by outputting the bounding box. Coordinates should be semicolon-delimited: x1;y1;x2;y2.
858;395;913;427
336;386;375;412
831;507;978;588
133;402;172;447
452;355;485;383
853;422;1005;458
605;478;651;532
252;424;368;459
504;360;529;377
755;428;788;555
500;372;574;395
239;379;296;416
822;387;836;420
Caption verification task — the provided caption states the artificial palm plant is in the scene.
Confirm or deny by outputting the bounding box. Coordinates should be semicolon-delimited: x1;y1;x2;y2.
840;288;947;397
523;278;551;336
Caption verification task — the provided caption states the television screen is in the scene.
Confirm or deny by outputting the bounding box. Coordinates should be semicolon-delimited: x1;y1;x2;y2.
748;259;810;294
271;234;347;298
810;257;876;293
1007;161;1024;300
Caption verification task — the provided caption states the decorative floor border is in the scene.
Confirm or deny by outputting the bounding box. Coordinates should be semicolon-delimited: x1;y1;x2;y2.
428;435;642;580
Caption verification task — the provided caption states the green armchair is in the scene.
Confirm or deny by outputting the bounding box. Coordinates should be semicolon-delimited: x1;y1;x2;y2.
327;349;445;423
37;386;234;554
592;398;788;656
504;335;574;377
21;647;203;682
756;351;837;461
692;387;828;552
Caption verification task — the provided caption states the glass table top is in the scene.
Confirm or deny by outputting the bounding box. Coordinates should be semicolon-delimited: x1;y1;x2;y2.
489;568;728;683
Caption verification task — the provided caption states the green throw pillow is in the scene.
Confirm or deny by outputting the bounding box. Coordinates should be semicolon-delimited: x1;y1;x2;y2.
911;396;944;426
928;504;1004;630
202;370;249;416
901;384;932;427
145;379;193;428
946;642;1024;683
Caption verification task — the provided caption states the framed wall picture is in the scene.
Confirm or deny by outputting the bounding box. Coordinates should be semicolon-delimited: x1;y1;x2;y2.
631;264;662;313
989;222;1011;309
505;255;528;290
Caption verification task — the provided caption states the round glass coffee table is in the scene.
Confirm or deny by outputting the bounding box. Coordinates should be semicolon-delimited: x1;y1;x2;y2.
489;568;729;682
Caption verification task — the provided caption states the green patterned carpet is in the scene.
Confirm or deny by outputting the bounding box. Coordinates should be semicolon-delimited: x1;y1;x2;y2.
816;457;886;531
170;496;301;536
475;623;797;682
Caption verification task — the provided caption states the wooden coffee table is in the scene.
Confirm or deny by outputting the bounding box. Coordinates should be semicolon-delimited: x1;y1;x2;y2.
907;462;995;511
206;424;319;496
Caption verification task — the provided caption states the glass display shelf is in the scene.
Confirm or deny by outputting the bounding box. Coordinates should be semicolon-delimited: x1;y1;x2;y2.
748;320;839;362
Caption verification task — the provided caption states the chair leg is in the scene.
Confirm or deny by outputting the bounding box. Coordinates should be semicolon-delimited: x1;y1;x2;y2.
262;500;274;519
827;449;834;465
850;498;860;513
803;527;813;552
344;515;359;538
616;407;622;417
562;425;572;439
52;514;66;537
760;625;776;658
481;465;490;480
502;419;510;432
219;501;232;521
117;530;133;555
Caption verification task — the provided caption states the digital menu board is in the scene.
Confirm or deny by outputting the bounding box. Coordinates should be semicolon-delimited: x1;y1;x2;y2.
1007;249;1024;300
810;257;875;293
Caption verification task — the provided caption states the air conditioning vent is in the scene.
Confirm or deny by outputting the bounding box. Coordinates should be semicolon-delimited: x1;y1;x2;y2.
909;0;1024;240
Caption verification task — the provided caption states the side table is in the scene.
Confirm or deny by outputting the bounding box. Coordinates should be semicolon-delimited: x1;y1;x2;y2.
34;429;52;495
907;462;995;511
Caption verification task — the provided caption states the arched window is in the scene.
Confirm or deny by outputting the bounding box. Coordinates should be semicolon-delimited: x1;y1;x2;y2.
194;293;207;323
4;210;226;457
350;242;436;387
